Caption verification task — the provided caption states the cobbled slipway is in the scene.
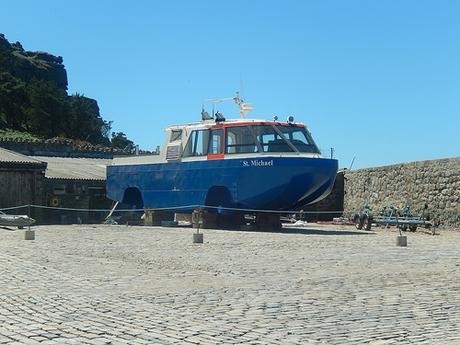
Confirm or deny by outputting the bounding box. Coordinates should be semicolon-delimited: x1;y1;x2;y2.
0;224;459;345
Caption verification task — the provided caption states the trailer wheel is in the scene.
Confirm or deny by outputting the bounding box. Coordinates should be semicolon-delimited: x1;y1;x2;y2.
354;215;363;230
409;225;417;232
363;216;372;231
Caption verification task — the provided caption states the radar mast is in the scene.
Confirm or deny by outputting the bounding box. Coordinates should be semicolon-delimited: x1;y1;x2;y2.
202;92;253;120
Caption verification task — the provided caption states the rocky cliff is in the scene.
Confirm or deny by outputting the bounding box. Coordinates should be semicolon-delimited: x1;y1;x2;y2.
0;33;114;146
0;33;67;90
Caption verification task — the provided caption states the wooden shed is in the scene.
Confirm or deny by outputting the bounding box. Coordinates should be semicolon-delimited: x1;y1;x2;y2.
0;148;47;214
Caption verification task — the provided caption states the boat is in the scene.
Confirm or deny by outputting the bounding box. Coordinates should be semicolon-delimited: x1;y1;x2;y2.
0;211;35;228
106;94;338;228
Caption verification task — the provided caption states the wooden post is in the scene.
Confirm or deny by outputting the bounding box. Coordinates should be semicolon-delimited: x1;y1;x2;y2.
25;204;35;240
192;209;204;243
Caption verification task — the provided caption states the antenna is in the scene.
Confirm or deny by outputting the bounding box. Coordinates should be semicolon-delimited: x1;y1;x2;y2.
240;72;244;100
349;156;356;170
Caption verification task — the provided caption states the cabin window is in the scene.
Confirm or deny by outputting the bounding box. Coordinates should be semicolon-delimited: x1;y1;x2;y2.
225;126;258;154
209;129;223;155
275;126;320;153
183;129;209;157
251;125;294;153
170;129;182;142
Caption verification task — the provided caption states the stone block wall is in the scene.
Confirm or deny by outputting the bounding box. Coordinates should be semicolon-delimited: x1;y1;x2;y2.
343;157;460;228
0;138;122;158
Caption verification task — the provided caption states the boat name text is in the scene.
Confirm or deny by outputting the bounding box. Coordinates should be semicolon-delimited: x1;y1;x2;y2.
243;159;274;167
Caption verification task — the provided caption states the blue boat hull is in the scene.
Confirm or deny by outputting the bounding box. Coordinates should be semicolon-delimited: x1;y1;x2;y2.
106;157;338;212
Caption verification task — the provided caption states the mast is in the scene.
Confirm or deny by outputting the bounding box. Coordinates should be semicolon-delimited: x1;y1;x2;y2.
202;92;253;119
233;92;253;118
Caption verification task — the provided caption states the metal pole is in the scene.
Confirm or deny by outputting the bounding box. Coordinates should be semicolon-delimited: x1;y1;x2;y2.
25;204;35;240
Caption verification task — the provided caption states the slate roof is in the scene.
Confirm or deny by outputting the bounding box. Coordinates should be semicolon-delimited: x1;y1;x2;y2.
34;156;112;181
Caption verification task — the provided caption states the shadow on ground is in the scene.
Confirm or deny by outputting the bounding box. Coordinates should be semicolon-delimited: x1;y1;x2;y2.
0;226;17;231
279;227;374;235
209;226;375;236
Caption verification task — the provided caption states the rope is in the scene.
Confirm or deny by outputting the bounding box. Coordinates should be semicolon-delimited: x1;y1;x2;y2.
0;205;30;211
30;204;204;212
0;204;345;215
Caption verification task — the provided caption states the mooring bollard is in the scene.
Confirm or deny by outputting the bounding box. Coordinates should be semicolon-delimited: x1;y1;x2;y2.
24;230;35;240
192;209;204;244
396;235;407;247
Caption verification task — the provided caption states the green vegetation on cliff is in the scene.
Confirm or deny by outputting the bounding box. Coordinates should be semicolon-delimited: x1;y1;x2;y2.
0;33;131;148
0;128;41;141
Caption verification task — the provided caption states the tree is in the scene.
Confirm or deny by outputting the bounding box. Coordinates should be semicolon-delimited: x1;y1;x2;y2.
0;72;29;130
67;93;111;145
25;79;69;137
111;132;134;151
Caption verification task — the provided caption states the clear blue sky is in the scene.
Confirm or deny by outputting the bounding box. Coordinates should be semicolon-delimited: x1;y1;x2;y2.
2;0;459;168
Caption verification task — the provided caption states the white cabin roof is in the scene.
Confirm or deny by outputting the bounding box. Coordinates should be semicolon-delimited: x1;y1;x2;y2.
165;118;305;131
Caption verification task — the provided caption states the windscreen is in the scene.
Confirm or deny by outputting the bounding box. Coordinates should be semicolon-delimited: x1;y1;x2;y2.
251;125;294;153
275;125;320;153
223;124;320;154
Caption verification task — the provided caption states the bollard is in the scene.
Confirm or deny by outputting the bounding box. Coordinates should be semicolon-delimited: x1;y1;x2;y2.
24;230;35;240
192;209;204;244
193;233;204;243
396;235;407;247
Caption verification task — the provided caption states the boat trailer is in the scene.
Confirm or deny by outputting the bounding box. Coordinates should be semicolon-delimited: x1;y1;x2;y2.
353;205;432;232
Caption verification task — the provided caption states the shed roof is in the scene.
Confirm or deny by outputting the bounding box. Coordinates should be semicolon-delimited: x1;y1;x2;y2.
34;156;112;181
0;147;46;166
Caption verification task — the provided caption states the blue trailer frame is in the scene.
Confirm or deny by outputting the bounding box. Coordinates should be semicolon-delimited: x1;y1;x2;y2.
353;206;432;231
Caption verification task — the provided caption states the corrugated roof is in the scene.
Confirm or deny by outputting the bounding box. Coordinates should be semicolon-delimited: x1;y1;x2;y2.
34;156;112;181
112;154;163;166
0;147;45;165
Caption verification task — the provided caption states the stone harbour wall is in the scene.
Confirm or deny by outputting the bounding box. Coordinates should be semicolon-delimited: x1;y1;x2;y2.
343;157;460;228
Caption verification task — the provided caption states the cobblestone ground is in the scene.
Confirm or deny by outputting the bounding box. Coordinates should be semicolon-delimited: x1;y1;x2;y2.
0;224;459;345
